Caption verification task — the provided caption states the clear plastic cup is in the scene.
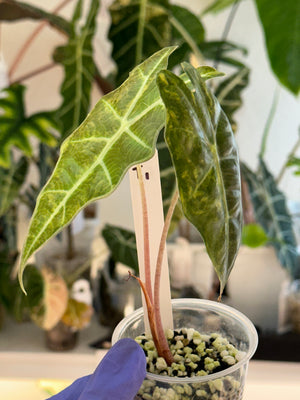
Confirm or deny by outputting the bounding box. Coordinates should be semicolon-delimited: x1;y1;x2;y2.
112;298;258;399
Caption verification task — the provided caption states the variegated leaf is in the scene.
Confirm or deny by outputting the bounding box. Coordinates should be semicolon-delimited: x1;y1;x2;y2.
18;47;175;289
157;63;242;294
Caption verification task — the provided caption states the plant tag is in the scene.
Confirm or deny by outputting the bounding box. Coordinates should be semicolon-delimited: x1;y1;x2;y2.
129;150;173;333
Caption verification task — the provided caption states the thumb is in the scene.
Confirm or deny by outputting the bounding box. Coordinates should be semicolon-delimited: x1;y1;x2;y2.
79;338;146;400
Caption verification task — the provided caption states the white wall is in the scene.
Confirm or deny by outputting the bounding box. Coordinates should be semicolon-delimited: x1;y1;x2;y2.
1;0;299;232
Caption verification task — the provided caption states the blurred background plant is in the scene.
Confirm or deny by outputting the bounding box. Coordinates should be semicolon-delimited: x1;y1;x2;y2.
0;0;299;335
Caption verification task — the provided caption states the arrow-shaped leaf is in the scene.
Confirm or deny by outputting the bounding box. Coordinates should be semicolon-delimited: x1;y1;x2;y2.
54;0;100;141
241;160;298;278
0;156;28;216
157;63;242;293
18;47;175;288
0;84;58;168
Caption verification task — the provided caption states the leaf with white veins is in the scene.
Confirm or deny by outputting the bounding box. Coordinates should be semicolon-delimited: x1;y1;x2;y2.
18;47;175;290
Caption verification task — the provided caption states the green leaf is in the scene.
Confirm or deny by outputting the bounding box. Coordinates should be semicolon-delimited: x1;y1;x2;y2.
157;63;242;294
0;84;58;168
201;40;248;68
0;156;28;216
0;0;70;34
242;223;269;248
215;67;249;132
202;0;240;15
254;0;300;95
12;264;44;322
18;47;176;289
109;0;171;85
54;0;100;141
287;156;300;175
168;4;205;68
102;224;138;273
241;160;298;278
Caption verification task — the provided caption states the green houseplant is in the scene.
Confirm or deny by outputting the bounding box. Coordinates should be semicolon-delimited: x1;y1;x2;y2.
17;45;258;398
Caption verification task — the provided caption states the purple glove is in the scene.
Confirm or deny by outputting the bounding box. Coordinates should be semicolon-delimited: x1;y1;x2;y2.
47;338;146;400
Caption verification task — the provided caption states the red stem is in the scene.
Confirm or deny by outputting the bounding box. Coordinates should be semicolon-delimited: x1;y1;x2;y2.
8;0;73;80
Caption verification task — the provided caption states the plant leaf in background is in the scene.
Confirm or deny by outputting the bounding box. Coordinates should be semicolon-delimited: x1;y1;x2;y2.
157;63;242;294
167;4;205;68
254;0;300;95
215;67;249;132
242;223;269;248
0;0;71;34
102;224;138;273
202;0;240;15
61;298;93;330
287;156;300;176
18;47;175;288
0;84;58;168
12;264;44;322
241;160;299;278
54;0;100;141
30;267;68;330
109;0;171;85
200;41;248;69
0;156;28;216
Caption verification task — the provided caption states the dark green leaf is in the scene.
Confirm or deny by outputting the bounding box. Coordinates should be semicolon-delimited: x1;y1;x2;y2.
102;224;138;273
215;67;249;132
241;160;298;278
18;47;175;288
168;4;205;68
55;0;100;141
0;84;58;168
0;0;70;34
0;206;18;253
12;264;44;322
200;40;247;68
255;0;300;95
109;0;171;85
0;156;28;216
242;223;269;247
157;63;242;293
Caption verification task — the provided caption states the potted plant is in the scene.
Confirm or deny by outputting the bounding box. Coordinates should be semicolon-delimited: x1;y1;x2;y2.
17;41;259;397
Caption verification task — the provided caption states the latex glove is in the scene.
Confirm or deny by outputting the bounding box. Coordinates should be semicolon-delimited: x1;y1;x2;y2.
47;338;146;400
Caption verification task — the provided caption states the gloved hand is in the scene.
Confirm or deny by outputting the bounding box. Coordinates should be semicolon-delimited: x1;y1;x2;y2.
47;338;146;400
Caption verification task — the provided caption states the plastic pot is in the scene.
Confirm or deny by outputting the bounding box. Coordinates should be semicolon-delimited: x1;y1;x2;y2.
112;298;258;399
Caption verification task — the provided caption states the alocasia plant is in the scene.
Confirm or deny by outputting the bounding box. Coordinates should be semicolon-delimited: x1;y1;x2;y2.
17;46;242;361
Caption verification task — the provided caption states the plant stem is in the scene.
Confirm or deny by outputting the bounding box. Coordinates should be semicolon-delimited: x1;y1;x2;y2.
135;165;175;365
136;164;153;304
10;62;56;84
66;224;75;260
8;0;72;80
214;0;241;70
259;87;280;159
276;128;300;184
153;189;178;365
